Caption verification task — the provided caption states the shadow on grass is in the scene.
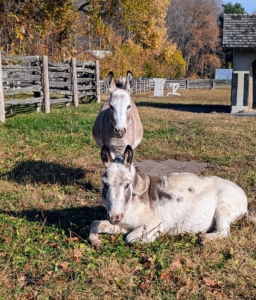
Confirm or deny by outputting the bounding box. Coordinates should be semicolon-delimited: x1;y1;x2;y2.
0;206;107;240
1;160;105;239
136;102;231;113
2;160;92;187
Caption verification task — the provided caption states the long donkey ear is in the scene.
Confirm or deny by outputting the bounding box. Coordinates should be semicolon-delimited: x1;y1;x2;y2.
101;145;113;167
124;71;133;94
123;145;133;168
106;71;116;94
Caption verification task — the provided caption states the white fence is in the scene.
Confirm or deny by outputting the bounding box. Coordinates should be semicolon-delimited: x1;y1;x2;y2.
100;78;231;94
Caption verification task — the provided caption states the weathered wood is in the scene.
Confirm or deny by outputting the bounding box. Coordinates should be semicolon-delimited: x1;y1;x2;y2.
77;77;94;83
2;65;41;71
78;91;95;98
71;58;79;107
50;98;72;104
77;84;95;91
48;62;70;68
43;55;50;113
49;88;73;95
48;81;71;88
95;60;101;103
4;85;42;95
48;66;70;72
76;67;95;74
0;52;5;123
2;55;41;63
2;74;41;81
5;97;43;105
48;72;71;79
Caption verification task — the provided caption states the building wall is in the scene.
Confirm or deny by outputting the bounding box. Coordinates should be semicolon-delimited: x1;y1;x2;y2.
233;49;256;70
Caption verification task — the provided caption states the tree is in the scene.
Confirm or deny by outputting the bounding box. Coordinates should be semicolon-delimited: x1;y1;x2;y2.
81;0;185;78
166;0;222;77
219;2;246;28
0;0;79;60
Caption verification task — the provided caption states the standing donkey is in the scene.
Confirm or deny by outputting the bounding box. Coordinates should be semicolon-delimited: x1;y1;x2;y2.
89;145;255;248
92;71;143;157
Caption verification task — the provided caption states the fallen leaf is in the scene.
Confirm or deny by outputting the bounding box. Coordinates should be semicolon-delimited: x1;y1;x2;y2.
65;237;79;243
58;262;69;271
73;249;83;262
203;277;218;287
110;235;116;241
139;283;150;291
50;243;58;248
160;272;171;280
169;260;182;271
24;294;35;300
212;291;229;298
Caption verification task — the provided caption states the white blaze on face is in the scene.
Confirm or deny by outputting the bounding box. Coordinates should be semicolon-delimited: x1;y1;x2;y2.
102;161;132;224
110;89;131;138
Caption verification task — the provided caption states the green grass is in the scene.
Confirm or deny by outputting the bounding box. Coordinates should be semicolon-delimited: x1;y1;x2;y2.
0;89;256;299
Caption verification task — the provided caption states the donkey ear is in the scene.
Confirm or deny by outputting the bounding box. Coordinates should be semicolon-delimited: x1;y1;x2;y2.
123;145;133;168
106;71;116;94
101;145;113;167
124;71;133;94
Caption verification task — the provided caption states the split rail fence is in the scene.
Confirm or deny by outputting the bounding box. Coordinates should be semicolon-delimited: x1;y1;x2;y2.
0;53;100;122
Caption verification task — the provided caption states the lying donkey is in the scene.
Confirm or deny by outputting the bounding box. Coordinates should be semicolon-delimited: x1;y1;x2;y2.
89;145;254;248
92;71;143;158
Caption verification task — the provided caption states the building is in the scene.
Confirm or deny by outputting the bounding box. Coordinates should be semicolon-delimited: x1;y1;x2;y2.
223;14;256;112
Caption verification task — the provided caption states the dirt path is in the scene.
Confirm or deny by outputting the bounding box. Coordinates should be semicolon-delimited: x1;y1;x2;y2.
136;159;209;176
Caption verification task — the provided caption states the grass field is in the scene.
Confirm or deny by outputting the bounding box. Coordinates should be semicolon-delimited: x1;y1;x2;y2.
0;88;256;299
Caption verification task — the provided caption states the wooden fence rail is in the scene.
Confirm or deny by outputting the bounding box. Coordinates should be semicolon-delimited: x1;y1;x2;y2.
0;53;100;122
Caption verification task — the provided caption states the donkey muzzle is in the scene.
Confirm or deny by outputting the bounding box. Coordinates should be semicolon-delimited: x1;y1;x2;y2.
109;213;124;224
114;127;126;138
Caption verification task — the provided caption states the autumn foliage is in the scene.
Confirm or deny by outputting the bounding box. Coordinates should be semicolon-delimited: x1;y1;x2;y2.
0;0;226;78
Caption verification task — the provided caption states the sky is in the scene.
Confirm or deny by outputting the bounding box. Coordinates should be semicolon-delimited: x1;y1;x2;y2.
223;0;256;13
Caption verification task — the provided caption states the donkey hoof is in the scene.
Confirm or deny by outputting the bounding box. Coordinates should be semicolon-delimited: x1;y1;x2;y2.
92;239;103;250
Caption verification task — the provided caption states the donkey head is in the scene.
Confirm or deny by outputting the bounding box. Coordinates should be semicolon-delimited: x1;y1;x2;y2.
101;145;134;225
106;71;134;138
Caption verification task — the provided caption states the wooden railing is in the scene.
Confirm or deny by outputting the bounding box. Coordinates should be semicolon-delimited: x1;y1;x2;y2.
0;54;100;122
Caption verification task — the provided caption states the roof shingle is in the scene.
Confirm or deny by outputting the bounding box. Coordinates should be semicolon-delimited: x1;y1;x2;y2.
223;14;256;48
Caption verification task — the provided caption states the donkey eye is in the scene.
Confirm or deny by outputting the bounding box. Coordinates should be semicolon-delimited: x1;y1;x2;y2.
124;184;130;190
110;105;114;110
127;105;131;110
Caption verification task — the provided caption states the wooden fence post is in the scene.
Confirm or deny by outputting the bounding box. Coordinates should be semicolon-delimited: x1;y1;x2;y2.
71;58;79;107
0;52;5;123
43;55;50;113
95;60;101;103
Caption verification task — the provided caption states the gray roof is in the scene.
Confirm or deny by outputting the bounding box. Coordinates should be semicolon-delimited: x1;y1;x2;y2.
223;14;256;48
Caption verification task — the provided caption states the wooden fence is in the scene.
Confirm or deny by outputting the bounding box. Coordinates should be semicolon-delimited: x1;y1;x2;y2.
0;53;100;122
100;78;231;94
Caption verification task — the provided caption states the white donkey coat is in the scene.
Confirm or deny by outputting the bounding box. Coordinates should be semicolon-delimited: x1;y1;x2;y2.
89;145;249;248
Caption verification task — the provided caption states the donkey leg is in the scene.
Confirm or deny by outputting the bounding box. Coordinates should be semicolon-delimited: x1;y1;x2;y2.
125;224;162;243
89;220;127;249
202;206;233;241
